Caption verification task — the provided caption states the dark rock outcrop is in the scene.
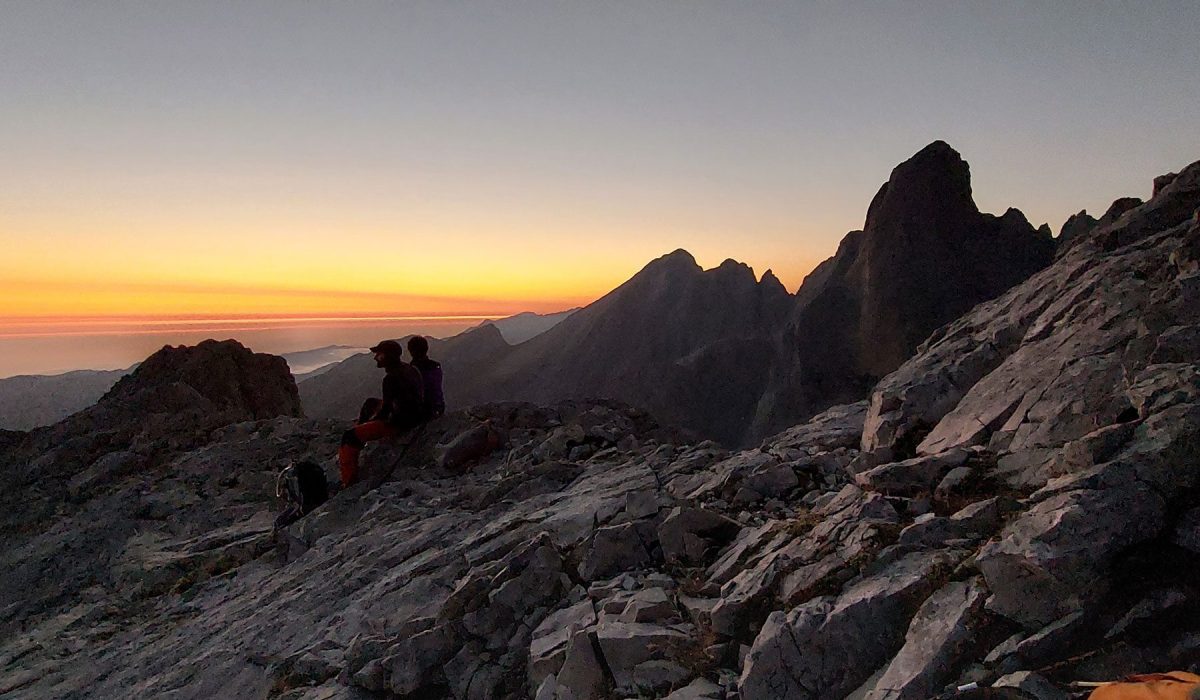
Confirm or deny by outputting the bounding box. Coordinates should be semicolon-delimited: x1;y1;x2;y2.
751;141;1055;440
99;339;301;422
1056;209;1099;249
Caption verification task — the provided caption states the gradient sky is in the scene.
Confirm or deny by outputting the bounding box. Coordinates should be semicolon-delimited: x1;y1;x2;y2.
2;2;1199;373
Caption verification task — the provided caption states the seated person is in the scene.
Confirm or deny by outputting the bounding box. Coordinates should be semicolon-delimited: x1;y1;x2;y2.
337;339;424;487
407;335;445;420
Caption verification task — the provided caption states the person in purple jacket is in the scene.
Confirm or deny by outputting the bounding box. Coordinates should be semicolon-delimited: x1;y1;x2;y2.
407;335;445;420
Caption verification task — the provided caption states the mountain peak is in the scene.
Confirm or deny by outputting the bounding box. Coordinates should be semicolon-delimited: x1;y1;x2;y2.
660;248;699;265
865;140;975;231
630;248;702;281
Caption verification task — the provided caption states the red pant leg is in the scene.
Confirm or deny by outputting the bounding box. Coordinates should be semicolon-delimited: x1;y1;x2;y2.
338;420;399;487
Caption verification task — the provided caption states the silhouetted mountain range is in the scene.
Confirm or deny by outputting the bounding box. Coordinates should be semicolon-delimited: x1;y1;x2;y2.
302;142;1056;445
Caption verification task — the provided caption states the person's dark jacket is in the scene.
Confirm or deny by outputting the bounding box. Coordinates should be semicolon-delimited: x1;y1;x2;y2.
378;361;425;429
411;357;445;419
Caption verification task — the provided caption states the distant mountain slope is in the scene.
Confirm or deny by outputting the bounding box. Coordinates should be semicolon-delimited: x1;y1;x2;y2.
299;258;793;444
479;309;578;344
282;345;365;378
470;254;795;444
0;367;132;430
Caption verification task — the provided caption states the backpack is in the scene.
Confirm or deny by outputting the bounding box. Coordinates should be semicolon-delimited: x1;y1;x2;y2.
276;461;329;514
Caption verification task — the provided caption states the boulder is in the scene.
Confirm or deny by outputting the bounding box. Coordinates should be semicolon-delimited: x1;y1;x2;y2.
555;630;609;700
855;448;970;496
436;421;502;470
578;522;655;581
529;600;598;685
658;507;741;565
619;588;676;624
594;620;693;692
382;624;459;695
977;465;1168;628
663;677;724;699
739;550;962;699
991;671;1068;700
862;577;991;700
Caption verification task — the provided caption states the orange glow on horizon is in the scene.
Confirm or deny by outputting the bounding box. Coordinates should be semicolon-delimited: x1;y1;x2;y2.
1;202;830;334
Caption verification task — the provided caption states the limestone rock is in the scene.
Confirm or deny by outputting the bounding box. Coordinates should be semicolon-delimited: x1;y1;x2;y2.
663;677;724;699
618;588;676;624
579;522;656;581
658;507;740;565
739;550;961;699
977;465;1168;628
594;620;693;693
530;600;598;686
436;421;502;470
862;577;991;700
992;671;1067;700
555;630;609;700
855;448;970;496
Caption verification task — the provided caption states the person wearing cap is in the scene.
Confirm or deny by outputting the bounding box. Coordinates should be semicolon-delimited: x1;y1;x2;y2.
337;339;424;487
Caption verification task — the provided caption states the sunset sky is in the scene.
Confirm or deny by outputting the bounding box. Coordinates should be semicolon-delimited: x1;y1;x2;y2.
2;2;1199;375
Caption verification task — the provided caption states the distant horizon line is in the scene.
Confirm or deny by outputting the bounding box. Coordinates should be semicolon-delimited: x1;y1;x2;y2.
0;311;576;339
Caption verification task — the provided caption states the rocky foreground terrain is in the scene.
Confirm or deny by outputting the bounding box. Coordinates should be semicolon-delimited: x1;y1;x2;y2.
1;159;1199;699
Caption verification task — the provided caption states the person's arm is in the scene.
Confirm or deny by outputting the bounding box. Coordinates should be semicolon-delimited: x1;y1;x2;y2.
377;375;396;422
431;365;445;415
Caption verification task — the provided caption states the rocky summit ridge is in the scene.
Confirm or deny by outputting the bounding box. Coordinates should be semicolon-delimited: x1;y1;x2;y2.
1;156;1199;699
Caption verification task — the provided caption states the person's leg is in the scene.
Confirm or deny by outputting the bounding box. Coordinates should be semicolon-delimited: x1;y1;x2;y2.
338;420;398;487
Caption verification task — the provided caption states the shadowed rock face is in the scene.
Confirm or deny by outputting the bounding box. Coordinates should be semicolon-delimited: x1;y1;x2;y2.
479;251;795;445
849;141;1054;376
750;142;1056;443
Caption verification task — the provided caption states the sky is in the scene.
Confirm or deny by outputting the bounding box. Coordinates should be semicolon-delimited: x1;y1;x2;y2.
1;2;1199;376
